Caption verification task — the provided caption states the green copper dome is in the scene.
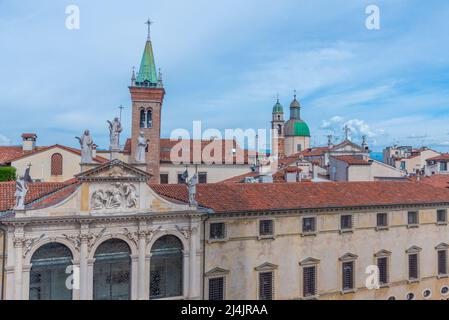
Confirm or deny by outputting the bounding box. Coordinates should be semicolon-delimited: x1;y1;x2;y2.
272;100;284;114
284;119;311;137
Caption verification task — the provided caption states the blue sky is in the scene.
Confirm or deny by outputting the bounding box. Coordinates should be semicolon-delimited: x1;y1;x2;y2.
1;0;449;152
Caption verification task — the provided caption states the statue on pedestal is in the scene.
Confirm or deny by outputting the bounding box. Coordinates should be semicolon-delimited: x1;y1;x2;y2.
76;130;94;163
135;132;148;163
14;176;28;210
107;117;123;151
186;173;198;207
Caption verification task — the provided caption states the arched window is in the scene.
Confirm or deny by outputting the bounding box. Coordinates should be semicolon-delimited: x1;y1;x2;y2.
150;235;183;299
140;109;146;128
277;124;282;135
29;243;73;300
51;153;63;176
93;239;131;300
146;109;153;128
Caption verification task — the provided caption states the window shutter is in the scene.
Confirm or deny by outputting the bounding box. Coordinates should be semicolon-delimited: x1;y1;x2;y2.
303;266;316;297
209;277;225;300
259;272;274;300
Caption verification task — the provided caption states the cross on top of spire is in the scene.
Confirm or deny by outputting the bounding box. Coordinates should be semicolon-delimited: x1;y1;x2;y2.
145;19;153;40
344;125;350;140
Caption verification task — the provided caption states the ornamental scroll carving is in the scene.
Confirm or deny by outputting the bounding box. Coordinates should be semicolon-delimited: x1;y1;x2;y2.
91;183;138;210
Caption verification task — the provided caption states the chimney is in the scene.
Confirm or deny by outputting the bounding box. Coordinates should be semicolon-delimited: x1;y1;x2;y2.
21;133;37;151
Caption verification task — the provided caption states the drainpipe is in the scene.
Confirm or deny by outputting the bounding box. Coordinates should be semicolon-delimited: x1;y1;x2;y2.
202;213;211;300
0;227;5;300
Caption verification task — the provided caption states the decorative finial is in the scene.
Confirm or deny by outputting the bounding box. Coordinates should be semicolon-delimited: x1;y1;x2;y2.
276;93;279;102
145;19;153;40
294;89;297;99
344;125;350;141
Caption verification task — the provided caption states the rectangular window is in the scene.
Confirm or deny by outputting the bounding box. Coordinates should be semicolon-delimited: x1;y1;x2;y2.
302;217;316;233
408;254;419;281
340;215;353;231
160;174;169;184
377;213;388;228
209;223;226;240
303;266;317;298
297;144;302;152
259;220;274;237
408;211;419;226
440;162;448;172
377;257;389;285
342;261;354;291
438;250;447;276
198;172;208;184
437;210;447;224
208;277;225;300
258;272;273;300
177;173;185;184
400;161;406;170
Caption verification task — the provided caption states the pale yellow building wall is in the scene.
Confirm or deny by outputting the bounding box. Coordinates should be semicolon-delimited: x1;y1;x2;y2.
396;149;441;174
159;163;252;184
284;136;311;157
205;207;449;300
11;148;86;182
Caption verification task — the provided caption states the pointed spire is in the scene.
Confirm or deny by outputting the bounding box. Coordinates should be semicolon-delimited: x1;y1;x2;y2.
136;19;159;87
131;66;136;86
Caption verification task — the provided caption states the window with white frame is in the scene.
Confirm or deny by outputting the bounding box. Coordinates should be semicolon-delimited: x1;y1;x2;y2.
303;266;317;298
406;246;421;281
209;223;226;240
208;277;225;300
340;214;353;231
437;209;447;224
408;211;419;226
258;272;274;300
342;261;354;291
259;220;274;237
302;217;316;234
436;243;449;277
376;213;388;228
299;258;320;299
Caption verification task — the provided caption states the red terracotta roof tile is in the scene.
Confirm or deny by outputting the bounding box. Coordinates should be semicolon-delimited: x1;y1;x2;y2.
0;180;78;212
427;154;449;162
151;181;449;213
331;155;371;166
0;144;108;165
415;175;449;189
159;139;250;164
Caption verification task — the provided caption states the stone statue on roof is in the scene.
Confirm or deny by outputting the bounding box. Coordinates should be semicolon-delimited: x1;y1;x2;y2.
186;172;198;207
135;131;148;163
76;130;94;163
14;176;28;210
107;117;123;151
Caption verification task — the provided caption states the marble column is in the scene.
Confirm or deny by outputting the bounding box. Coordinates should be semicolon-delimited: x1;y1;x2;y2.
13;238;23;300
79;236;89;300
189;225;199;299
138;231;147;300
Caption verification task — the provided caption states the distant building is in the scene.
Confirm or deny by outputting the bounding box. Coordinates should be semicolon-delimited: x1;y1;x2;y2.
383;146;440;175
425;154;449;176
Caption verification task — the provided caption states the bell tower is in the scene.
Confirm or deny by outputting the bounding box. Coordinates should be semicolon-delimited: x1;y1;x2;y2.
129;19;165;183
271;96;285;159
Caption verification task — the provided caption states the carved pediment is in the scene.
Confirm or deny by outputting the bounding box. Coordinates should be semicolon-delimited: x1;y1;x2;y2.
405;245;422;254
255;262;278;271
76;159;151;182
299;257;320;266
374;249;392;257
205;267;230;277
339;252;358;262
330;140;365;153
